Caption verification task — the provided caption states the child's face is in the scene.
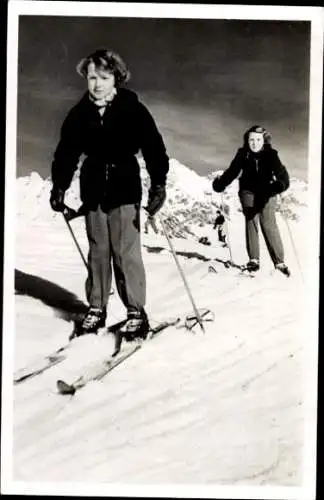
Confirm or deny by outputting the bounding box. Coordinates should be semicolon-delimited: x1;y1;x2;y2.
87;62;116;100
248;132;264;153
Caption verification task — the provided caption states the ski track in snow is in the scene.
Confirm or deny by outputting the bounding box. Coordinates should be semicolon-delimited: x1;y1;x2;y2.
12;164;310;490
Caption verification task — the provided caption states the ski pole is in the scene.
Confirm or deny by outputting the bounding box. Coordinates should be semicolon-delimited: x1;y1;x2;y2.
279;195;304;282
62;208;88;270
157;214;205;333
221;192;233;263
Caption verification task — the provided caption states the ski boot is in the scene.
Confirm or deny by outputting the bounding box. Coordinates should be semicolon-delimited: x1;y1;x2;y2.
119;309;150;342
70;306;107;339
275;263;291;277
81;306;107;332
244;259;260;272
239;259;260;276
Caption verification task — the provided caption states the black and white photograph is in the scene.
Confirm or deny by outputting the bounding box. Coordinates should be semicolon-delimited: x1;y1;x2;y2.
2;1;323;498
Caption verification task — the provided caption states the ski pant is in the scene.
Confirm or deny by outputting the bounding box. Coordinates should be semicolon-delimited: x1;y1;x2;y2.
218;227;226;243
239;190;284;266
84;203;146;312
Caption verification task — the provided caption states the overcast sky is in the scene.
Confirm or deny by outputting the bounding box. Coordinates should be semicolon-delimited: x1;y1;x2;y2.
17;16;310;180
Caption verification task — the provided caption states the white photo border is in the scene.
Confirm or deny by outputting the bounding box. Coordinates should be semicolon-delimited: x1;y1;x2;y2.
2;2;323;499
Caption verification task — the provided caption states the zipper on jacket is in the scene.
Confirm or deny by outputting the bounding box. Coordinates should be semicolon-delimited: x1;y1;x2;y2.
102;163;109;201
255;158;259;173
104;163;116;193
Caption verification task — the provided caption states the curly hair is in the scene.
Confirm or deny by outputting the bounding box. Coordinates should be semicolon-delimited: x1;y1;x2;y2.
243;125;272;149
76;49;131;86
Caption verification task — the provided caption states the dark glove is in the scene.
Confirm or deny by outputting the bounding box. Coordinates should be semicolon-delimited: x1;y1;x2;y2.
50;187;65;212
268;180;282;198
212;176;224;193
62;205;78;222
145;185;166;216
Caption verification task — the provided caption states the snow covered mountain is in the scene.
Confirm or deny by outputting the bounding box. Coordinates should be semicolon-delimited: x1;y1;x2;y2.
16;157;308;237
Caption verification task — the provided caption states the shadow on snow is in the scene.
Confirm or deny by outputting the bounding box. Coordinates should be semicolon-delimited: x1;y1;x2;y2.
144;244;220;263
15;269;88;322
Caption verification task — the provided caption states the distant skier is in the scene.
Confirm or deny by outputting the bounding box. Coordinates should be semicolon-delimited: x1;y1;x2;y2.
212;125;290;276
213;210;226;245
49;49;169;338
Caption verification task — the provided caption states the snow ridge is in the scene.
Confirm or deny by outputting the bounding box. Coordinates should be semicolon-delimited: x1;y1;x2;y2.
16;158;308;238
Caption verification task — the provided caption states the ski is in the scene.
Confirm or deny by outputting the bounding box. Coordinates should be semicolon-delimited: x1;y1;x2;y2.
236;267;257;278
13;315;133;385
56;317;181;395
14;317;92;384
208;260;255;278
13;318;176;386
13;317;178;385
209;260;291;279
14;352;68;384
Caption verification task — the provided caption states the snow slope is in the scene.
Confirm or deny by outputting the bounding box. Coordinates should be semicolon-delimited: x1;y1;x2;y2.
7;159;317;498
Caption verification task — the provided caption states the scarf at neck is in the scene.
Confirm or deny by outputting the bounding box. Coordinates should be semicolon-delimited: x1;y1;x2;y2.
89;87;117;108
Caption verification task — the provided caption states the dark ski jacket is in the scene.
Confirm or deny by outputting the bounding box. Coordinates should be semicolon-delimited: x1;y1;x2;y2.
212;146;290;204
51;88;169;210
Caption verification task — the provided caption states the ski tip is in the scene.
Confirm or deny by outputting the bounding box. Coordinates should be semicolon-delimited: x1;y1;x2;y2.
57;379;76;396
14;374;30;384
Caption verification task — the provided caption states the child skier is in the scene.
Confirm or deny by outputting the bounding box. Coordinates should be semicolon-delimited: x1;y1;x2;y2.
212;125;290;276
49;49;169;338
